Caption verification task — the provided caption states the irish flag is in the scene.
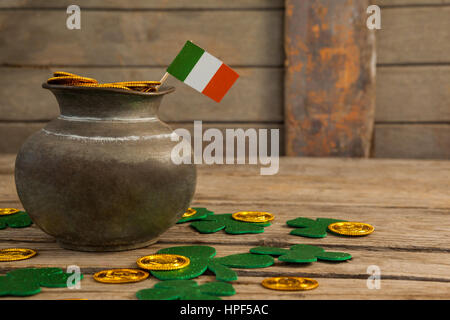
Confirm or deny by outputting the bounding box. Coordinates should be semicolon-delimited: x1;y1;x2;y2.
167;41;239;103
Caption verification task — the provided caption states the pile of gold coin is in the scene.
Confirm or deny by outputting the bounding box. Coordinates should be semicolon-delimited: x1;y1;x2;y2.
47;71;161;92
328;221;375;236
136;253;190;271
232;211;274;223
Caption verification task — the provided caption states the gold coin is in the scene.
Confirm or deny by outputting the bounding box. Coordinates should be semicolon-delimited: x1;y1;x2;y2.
261;277;318;291
0;248;37;262
93;268;149;284
0;208;20;216
74;83;131;91
47;76;98;84
328;221;375;236
232;211;274;223
109;81;161;86
53;71;80;77
182;208;197;218
137;254;190;271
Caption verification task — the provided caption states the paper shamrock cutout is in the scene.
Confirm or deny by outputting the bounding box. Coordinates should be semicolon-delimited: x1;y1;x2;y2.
136;279;235;300
0;267;83;297
149;245;274;282
250;244;352;263
286;217;345;238
0;211;33;230
177;207;214;224
190;214;271;235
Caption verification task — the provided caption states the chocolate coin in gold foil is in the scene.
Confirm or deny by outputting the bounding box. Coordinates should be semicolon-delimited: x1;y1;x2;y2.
0;248;37;262
261;277;318;291
137;254;190;271
93;268;149;284
232;211;274;223
328;221;374;236
0;208;20;216
182;208;197;218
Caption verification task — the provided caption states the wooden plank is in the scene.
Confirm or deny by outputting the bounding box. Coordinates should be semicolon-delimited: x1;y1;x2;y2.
0;67;283;122
0;0;284;9
1;155;449;299
0;10;283;66
374;124;450;159
285;0;376;157
376;0;450;6
1;157;449;210
378;7;450;64
376;66;450;122
0;122;284;155
2;276;448;300
0;240;449;281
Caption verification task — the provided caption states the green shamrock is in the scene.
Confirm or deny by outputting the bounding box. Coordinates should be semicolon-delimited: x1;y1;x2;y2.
250;244;352;263
190;214;271;234
0;267;83;297
136;279;236;300
0;211;33;229
286;217;345;238
149;245;274;282
177;207;214;224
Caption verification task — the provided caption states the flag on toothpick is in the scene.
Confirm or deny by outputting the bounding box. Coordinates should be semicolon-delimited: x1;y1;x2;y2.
166;40;239;103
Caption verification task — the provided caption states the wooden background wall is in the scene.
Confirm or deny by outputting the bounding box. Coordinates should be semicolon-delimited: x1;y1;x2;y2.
0;0;448;159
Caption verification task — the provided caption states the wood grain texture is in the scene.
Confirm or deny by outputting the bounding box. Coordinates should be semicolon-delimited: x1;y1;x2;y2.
0;155;449;299
2;276;448;300
0;10;283;66
1;66;448;123
378;7;450;64
376;66;450;122
0;67;283;122
285;0;376;157
374;124;450;159
376;0;450;6
0;122;284;154
0;0;284;9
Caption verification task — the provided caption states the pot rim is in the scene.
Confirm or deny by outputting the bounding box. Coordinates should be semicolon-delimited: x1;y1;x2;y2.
42;83;175;96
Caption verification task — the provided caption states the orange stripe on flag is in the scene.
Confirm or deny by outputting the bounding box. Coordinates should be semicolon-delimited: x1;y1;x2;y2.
202;64;239;103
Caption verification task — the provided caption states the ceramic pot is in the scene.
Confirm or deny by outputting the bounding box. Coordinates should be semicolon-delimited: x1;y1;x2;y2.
15;84;196;251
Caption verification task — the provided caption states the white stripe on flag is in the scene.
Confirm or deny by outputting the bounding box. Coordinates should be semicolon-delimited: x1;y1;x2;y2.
184;52;222;92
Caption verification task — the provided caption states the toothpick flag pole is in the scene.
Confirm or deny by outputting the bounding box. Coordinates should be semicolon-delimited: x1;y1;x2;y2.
156;72;169;90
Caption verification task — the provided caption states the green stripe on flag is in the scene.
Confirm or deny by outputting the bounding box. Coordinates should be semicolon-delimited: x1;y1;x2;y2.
167;41;205;81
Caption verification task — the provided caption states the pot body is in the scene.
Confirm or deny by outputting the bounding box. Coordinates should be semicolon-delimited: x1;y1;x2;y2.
15;85;196;251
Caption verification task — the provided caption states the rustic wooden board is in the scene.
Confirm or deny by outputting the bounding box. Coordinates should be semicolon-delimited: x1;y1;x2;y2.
0;67;283;122
0;156;449;299
0;122;284;154
376;66;450;122
378;7;450;64
374;124;450;159
0;0;285;9
0;10;283;66
1;157;449;210
3;276;448;300
2;66;448;124
285;0;376;157
0;240;449;281
377;0;450;6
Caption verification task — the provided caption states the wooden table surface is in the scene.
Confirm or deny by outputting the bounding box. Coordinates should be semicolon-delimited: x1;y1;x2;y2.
0;154;449;300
